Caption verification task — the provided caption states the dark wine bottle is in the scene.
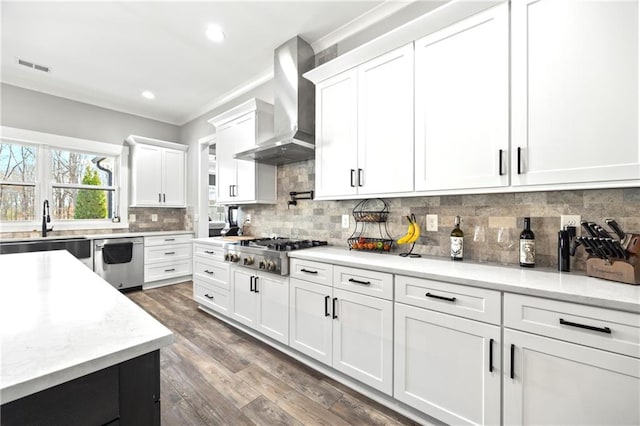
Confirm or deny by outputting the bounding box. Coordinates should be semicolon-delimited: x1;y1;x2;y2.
519;217;535;267
450;216;464;261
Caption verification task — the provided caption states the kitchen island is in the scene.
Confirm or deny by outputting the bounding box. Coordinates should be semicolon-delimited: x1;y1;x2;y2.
0;250;173;425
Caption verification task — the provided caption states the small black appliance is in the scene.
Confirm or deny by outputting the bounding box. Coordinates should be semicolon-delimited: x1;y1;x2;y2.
221;205;239;237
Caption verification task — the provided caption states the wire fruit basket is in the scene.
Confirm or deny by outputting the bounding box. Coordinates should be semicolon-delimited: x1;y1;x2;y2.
348;199;394;253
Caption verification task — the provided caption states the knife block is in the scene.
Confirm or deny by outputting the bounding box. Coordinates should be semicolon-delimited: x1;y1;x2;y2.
586;255;640;285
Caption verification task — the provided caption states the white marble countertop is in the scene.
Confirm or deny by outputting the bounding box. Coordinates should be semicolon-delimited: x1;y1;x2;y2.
0;251;173;404
0;230;193;243
288;247;640;313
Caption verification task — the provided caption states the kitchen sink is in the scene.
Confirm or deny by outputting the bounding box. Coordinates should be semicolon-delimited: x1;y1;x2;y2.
0;237;92;260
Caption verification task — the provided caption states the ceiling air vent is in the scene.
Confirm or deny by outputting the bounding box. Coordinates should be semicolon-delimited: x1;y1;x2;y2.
16;58;51;73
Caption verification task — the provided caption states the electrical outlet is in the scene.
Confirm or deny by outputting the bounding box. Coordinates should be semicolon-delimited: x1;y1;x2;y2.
129;214;136;222
426;214;438;232
560;214;580;230
245;214;251;224
151;214;158;222
341;214;350;228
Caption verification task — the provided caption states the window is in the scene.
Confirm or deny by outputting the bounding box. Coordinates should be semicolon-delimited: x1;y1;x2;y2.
50;149;116;220
0;142;37;221
0;127;128;231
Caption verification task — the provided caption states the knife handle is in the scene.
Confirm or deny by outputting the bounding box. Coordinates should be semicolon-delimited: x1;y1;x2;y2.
581;221;598;238
605;218;627;241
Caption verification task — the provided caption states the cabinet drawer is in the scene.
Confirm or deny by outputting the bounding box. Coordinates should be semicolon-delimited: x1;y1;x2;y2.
193;244;226;262
504;293;640;358
290;259;333;286
194;280;230;316
144;234;193;247
145;244;191;264
193;258;229;290
144;259;192;283
395;275;501;325
334;266;393;300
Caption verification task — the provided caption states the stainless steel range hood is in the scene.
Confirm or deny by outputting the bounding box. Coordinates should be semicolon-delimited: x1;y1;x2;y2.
234;36;315;165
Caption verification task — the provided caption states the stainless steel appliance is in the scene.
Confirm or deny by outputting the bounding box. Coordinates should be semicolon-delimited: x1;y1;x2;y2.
220;205;239;237
0;237;93;269
94;237;144;290
224;237;327;275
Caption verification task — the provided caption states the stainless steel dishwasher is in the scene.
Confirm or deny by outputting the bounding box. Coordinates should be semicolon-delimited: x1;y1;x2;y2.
94;237;144;290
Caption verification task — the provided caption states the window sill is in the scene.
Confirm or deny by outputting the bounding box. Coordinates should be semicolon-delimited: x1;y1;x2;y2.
0;221;129;234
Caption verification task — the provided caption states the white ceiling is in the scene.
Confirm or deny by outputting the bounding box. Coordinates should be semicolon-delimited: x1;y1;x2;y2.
1;1;404;126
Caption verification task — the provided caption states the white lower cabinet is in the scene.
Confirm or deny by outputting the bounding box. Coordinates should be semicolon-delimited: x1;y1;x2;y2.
192;243;230;315
503;329;640;426
230;268;289;345
289;261;394;395
144;234;193;283
394;303;501;425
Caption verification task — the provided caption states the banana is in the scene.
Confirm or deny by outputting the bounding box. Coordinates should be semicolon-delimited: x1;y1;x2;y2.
397;216;415;244
407;220;421;243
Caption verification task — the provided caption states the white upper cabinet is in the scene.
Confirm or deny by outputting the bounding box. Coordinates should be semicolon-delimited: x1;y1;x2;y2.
511;0;640;187
414;3;509;191
313;44;414;199
209;99;276;205
127;135;187;208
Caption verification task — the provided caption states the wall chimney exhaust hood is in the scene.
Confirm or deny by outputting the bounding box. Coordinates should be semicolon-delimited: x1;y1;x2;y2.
234;36;315;166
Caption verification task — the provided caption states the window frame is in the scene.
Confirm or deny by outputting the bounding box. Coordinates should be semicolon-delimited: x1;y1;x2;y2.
0;126;129;232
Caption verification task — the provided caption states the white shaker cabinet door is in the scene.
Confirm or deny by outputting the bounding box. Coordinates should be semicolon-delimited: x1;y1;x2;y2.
161;148;185;206
289;278;333;366
414;3;509;192
503;329;640;426
133;144;163;205
357;43;414;195
230;268;257;328
233;113;258;202
215;122;237;204
394;303;501;426
315;70;359;198
511;0;640;186
254;273;289;345
332;289;393;395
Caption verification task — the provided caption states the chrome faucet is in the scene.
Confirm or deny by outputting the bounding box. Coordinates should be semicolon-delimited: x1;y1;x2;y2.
42;200;53;237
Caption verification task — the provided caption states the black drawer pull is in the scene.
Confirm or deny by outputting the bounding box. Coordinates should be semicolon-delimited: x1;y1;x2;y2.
348;278;371;285
425;292;456;302
254;277;259;293
489;338;494;372
301;268;318;274
204;250;215;255
559;318;611;334
164;268;176;272
164;238;176;242
332;297;338;319
164;251;176;255
250;276;255;292
324;295;330;317
510;344;515;379
204;270;214;275
204;293;214;299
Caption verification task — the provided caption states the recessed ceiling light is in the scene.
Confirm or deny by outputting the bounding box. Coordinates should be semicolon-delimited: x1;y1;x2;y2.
142;90;155;100
206;25;225;43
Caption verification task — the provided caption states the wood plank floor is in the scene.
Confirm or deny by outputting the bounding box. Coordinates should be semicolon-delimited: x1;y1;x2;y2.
127;282;422;426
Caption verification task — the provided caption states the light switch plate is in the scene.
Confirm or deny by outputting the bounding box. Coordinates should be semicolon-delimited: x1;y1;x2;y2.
341;214;350;228
245;214;251;224
426;214;438;232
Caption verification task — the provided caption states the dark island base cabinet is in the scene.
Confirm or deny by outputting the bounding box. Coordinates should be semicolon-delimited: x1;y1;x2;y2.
1;350;160;426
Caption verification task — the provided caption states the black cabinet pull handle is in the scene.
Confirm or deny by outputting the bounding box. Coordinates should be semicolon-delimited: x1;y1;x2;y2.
489;338;494;372
510;344;515;379
204;270;214;275
498;149;504;176
250;276;255;292
559;318;611;334
164;268;175;272
254;276;259;293
348;278;371;285
425;292;456;302
233;185;237;197
164;251;175;255
332;297;338;319
204;250;215;255
158;193;162;202
350;169;356;187
229;185;233;197
164;238;175;242
163;193;166;203
517;147;522;175
324;295;330;317
357;168;364;187
301;268;318;274
204;293;214;299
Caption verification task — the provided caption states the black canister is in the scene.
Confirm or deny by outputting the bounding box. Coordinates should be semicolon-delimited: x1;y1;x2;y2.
558;230;571;272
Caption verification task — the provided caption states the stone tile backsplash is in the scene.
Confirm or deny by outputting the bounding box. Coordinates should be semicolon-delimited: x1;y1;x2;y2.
241;159;640;271
128;207;191;232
